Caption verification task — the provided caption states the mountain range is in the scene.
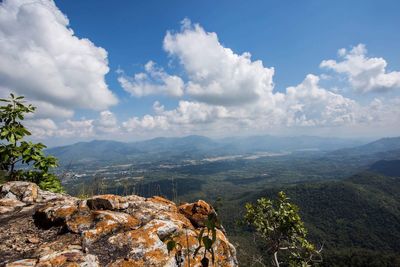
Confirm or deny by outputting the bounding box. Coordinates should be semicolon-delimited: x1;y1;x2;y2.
47;135;368;166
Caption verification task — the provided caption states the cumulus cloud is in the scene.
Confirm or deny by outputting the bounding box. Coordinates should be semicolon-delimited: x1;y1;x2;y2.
284;74;357;126
25;110;122;139
163;19;275;106
93;110;119;133
117;22;400;138
0;0;118;118
56;119;94;138
122;100;229;132
120;74;361;135
25;118;58;139
118;61;184;97
11;12;399;141
320;44;400;93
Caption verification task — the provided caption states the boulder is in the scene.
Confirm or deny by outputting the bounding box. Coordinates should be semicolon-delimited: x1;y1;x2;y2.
87;195;129;210
0;181;39;204
0;182;238;266
178;200;216;227
0;198;25;214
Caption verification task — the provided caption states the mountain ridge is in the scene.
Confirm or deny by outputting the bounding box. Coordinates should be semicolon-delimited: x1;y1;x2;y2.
46;135;368;166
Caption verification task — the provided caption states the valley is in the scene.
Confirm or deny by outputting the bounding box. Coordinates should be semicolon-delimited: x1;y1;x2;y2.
50;135;400;266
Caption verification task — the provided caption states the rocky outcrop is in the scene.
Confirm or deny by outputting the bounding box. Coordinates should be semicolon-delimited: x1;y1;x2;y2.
0;182;238;267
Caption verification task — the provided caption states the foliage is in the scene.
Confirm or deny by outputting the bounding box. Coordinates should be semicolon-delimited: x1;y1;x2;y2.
167;214;219;267
244;191;322;266
0;94;63;192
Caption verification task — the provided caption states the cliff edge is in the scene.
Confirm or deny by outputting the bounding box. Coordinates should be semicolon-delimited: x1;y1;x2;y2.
0;181;238;267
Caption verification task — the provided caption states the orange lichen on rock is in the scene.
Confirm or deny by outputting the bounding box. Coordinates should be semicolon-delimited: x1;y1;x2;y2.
87;195;129;210
178;200;216;227
0;181;238;267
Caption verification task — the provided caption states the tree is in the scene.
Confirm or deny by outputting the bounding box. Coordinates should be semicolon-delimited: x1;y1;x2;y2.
244;191;322;267
0;94;63;192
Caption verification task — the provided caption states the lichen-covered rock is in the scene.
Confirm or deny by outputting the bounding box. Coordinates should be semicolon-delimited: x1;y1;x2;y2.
0;181;238;266
35;249;99;267
87;195;129;210
5;259;38;267
178;200;216;228
0;198;25;214
0;181;39;204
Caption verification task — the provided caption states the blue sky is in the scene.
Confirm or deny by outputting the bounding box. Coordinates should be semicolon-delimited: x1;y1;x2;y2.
1;0;400;145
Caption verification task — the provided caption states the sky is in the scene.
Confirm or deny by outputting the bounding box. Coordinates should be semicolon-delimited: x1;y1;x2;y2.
1;0;400;145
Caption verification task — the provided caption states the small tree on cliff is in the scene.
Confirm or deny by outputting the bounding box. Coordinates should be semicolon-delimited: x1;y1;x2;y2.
244;192;322;266
0;94;63;192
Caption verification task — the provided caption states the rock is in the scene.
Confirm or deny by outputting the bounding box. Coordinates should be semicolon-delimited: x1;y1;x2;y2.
27;237;40;244
33;203;78;229
66;211;94;234
36;249;99;267
82;210;141;244
0;182;238;266
87;195;129;210
0;181;38;204
0;198;25;214
178;200;216;227
6;259;37;267
36;189;69;203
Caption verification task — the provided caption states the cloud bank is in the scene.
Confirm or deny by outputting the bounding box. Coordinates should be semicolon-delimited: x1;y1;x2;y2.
116;20;399;139
1;7;399;141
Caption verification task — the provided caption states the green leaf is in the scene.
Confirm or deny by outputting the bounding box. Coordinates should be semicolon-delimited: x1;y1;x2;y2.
198;228;205;243
202;236;212;250
193;246;201;258
167;240;176;253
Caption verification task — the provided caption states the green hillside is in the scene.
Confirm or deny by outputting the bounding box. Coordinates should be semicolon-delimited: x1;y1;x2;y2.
229;172;400;266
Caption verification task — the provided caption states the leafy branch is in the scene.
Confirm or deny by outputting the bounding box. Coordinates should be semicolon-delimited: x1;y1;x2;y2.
0;94;63;192
244;191;322;266
167;213;220;267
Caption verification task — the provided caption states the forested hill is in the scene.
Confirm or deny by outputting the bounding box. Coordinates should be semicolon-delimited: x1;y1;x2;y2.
236;172;400;266
369;159;400;177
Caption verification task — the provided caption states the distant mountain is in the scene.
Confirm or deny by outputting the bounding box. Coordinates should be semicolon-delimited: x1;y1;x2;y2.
46;135;219;165
46;135;365;166
220;135;363;152
132;135;217;152
330;137;400;156
46;140;136;165
323;137;400;170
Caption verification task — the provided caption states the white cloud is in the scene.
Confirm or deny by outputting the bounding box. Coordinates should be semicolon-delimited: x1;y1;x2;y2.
118;61;184;97
163;19;275;106
93;110;119;133
29;100;74;119
284;74;357;126
25;111;121;139
57;119;94;138
117;23;400;138
122;100;228;132
9;11;398;142
123;115;169;132
320;44;400;93
25;118;58;139
0;0;118;118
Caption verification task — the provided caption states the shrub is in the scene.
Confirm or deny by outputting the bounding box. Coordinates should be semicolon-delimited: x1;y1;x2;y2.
0;94;63;192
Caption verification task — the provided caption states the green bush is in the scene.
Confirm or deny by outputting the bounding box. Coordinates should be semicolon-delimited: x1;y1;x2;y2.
244;191;322;266
0;94;63;192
